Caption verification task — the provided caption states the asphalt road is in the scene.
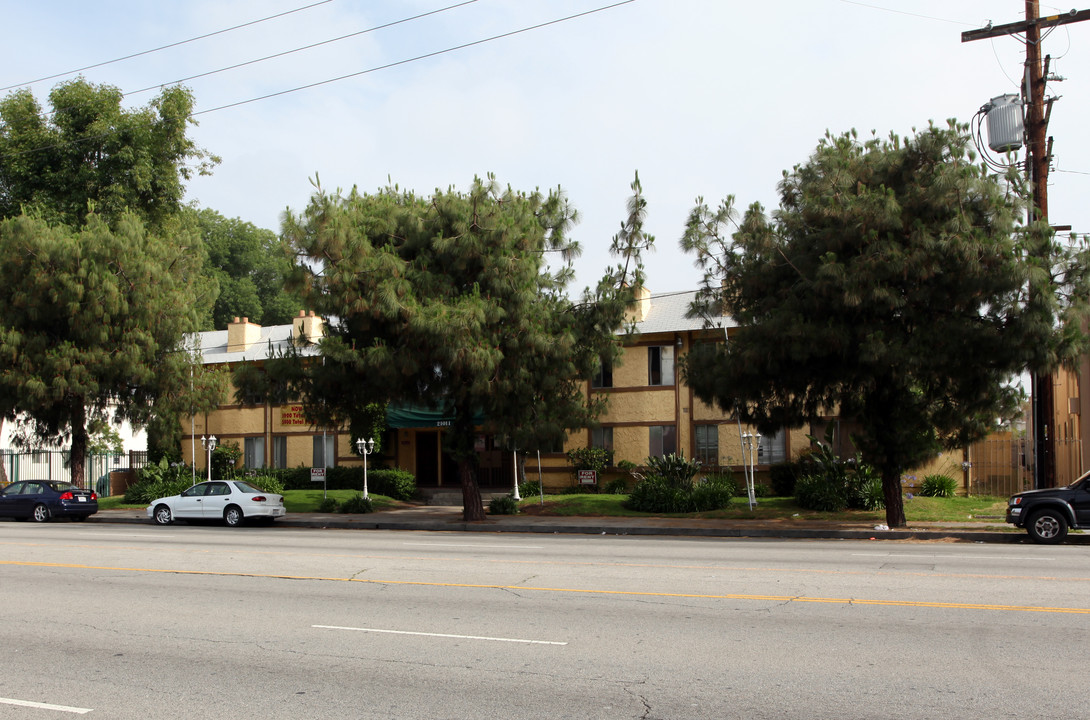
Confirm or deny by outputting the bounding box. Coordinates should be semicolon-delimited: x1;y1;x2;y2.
1;522;1086;719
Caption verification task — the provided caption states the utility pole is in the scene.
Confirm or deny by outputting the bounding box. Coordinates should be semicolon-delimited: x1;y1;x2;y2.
963;3;1090;489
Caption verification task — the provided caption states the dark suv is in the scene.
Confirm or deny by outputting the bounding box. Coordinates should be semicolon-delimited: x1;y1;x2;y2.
1007;472;1090;543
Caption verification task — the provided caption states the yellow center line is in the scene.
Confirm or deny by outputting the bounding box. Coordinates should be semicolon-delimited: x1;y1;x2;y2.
4;559;1088;614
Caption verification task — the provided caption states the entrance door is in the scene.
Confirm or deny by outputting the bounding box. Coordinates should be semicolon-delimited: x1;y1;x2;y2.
416;431;440;486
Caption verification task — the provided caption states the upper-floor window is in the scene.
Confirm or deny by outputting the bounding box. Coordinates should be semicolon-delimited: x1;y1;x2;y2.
648;346;675;386
591;427;614;451
591;358;613;389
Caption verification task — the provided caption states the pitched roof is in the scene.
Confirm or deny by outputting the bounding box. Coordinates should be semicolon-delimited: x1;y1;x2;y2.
192;325;319;365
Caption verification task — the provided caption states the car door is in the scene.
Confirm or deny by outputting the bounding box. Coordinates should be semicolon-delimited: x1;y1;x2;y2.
174;483;211;519
1071;480;1090;526
0;482;28;517
201;482;233;518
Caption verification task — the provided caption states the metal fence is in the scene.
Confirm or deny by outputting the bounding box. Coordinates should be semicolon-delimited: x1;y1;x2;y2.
0;450;149;494
968;434;1033;497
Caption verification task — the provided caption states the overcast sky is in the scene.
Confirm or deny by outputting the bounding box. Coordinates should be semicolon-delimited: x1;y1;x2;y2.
4;0;1088;295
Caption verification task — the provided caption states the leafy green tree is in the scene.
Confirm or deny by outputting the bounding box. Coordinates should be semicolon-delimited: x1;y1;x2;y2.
0;78;216;230
283;175;639;521
0;212;220;486
195;209;302;329
681;123;1090;528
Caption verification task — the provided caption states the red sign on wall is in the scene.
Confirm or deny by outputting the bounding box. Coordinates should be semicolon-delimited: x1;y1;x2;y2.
281;405;306;426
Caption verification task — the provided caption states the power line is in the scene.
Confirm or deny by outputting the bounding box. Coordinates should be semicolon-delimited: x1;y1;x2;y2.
0;1;638;162
123;0;479;99
192;1;637;116
0;0;336;93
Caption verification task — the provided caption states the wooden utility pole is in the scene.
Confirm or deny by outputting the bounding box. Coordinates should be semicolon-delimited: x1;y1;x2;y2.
963;3;1090;488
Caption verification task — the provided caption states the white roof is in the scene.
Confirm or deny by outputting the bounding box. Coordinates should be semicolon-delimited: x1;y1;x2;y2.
632;290;735;336
191;325;319;365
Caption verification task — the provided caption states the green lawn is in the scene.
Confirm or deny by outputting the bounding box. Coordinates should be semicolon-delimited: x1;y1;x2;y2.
517;493;1009;523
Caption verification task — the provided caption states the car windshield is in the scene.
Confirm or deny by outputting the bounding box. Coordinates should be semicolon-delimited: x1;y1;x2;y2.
50;482;79;492
232;481;263;494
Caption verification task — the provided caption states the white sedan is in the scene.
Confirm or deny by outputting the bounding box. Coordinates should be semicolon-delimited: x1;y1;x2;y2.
147;480;286;527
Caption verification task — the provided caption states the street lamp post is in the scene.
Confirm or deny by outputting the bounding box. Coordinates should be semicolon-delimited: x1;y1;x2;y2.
741;432;761;510
200;435;217;483
355;437;374;499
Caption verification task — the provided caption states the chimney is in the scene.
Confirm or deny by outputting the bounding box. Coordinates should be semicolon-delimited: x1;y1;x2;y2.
292;310;324;346
624;285;652;323
227;316;262;353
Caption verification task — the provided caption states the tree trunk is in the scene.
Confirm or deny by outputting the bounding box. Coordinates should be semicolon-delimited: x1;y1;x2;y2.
70;403;88;488
882;467;906;528
459;457;486;522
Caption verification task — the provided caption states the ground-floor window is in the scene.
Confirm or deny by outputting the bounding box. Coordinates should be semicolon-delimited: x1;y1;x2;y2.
649;425;677;458
695;425;718;465
313;434;335;468
244;436;265;469
272;436;287;469
758;428;788;465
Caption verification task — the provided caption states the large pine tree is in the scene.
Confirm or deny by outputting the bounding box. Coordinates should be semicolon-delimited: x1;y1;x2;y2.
681;123;1090;527
284;175;638;521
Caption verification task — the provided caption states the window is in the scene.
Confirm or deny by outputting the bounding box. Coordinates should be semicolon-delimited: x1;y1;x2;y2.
313;434;335;468
591;427;613;451
591;358;613;389
648;346;675;386
272;436;287;469
758;428;788;465
649;425;677;457
244;437;265;469
695;425;719;465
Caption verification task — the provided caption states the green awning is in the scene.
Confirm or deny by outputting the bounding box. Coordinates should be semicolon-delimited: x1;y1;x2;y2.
385;404;486;429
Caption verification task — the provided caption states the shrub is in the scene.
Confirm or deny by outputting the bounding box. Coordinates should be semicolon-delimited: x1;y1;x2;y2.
488;494;519;515
920;474;958;498
701;471;738;498
601;477;630;495
339;493;374;514
211;442;242;479
317;497;339;513
241;472;286;495
277;466;417;500
794;473;850;512
770;461;804;496
124;458;195;504
518;480;542;498
645;453;701;490
626;472;734;513
850;473;885;511
566;446;613;472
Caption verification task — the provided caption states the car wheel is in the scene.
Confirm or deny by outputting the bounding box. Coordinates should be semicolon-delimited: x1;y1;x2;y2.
224;505;243;527
31;504;50;523
153;505;173;525
1027;509;1068;544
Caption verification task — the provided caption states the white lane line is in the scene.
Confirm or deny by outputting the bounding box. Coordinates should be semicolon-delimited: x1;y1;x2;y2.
0;697;93;714
852;553;1053;561
402;542;544;549
314;625;566;645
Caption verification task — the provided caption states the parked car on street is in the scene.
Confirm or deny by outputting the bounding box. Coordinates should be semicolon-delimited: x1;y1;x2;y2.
0;480;99;522
1006;471;1090;543
147;480;286;527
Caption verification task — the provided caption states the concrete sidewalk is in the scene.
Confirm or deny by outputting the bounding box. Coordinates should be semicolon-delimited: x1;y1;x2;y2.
85;506;1079;544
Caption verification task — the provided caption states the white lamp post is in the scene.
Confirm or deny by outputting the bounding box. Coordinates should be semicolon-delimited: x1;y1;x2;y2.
200;435;217;483
355;437;375;499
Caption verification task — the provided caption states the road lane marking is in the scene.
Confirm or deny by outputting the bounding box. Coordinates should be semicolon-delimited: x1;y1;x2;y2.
4;559;1090;615
852;553;1055;561
403;542;545;549
0;697;92;714
313;625;566;645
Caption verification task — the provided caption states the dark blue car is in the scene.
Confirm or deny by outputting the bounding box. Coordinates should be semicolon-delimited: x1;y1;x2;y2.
0;480;98;522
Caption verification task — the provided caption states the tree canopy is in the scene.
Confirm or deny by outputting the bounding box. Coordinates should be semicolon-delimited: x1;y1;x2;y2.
0;213;220;485
195;208;302;330
0;78;216;230
283;175;639;520
0;79;223;477
681;123;1090;528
